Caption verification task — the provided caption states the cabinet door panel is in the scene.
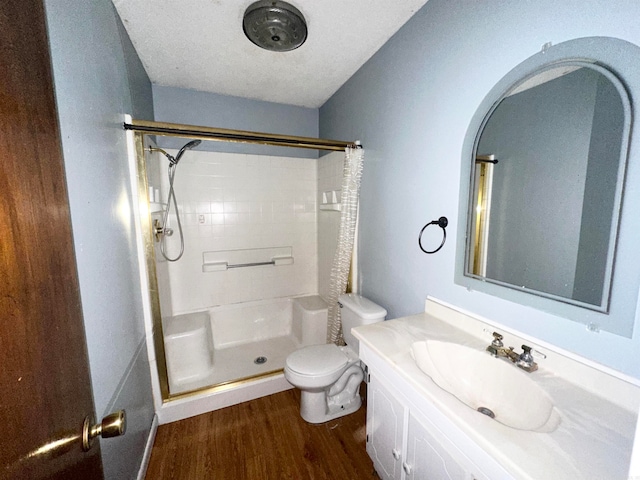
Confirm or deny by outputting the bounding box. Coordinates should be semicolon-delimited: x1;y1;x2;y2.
367;375;406;480
406;412;468;480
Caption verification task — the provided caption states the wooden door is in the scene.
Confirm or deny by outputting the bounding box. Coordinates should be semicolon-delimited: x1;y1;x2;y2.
0;0;104;478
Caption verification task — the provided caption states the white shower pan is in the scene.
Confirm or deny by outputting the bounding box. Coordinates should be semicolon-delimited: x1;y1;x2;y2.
163;295;328;395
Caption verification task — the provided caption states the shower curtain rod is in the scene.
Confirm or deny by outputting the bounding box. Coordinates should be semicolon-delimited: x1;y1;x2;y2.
123;119;359;152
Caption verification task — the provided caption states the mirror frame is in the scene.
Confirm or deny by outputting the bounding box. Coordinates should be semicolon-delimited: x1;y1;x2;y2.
455;37;640;337
466;60;630;312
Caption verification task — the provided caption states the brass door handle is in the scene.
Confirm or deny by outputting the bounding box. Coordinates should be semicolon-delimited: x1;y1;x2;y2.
82;410;126;451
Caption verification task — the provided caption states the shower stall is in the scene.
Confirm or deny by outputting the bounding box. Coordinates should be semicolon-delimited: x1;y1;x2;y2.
126;118;358;422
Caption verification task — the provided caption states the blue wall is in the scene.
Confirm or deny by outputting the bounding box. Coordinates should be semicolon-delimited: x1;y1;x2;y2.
153;85;319;158
320;0;640;378
44;1;155;478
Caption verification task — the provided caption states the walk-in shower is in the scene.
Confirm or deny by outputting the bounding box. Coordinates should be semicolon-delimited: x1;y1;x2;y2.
126;118;359;421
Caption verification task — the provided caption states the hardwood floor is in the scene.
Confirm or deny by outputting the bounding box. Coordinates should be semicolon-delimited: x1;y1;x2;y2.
145;386;379;479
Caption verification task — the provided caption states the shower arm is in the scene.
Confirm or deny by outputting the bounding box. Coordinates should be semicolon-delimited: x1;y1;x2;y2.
147;146;175;164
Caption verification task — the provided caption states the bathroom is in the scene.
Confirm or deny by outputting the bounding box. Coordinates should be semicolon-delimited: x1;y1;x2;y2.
14;0;640;478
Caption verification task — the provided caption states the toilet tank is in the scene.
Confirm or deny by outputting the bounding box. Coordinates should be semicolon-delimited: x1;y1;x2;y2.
338;293;387;350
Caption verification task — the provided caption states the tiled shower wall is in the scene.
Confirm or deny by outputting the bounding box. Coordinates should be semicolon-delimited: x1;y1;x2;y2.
152;150;318;314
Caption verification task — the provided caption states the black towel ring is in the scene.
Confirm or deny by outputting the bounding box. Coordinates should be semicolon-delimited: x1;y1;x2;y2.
418;216;448;254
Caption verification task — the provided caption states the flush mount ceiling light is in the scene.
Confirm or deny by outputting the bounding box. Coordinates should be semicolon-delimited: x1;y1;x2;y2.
243;0;308;52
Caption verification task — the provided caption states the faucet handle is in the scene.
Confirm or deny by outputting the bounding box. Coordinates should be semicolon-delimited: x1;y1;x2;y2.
518;345;535;367
516;345;538;372
490;332;504;348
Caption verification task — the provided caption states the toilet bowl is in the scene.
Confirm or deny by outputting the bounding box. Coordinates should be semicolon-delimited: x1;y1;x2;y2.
284;293;387;424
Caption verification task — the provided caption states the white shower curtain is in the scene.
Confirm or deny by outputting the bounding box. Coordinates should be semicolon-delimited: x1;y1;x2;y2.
327;145;364;345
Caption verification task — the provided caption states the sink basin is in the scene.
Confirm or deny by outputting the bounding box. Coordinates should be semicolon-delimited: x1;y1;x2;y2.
411;340;560;432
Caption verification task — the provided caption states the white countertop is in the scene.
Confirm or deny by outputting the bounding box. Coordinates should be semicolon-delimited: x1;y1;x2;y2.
353;299;640;480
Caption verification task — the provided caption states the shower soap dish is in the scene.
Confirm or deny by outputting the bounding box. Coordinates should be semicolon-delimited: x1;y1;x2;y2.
320;190;341;211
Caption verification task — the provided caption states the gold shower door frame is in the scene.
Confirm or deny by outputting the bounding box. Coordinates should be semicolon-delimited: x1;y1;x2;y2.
471;159;494;277
130;120;358;402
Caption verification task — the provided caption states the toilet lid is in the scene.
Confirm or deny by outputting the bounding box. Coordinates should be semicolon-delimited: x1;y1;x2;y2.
286;344;348;376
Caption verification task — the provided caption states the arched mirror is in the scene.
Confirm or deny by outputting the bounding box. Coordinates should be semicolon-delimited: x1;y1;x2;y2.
466;61;629;312
455;37;640;337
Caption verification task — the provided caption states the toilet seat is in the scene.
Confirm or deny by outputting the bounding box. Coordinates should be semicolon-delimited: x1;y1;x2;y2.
285;344;347;376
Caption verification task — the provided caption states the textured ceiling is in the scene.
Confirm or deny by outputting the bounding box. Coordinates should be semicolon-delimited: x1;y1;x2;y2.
112;0;429;108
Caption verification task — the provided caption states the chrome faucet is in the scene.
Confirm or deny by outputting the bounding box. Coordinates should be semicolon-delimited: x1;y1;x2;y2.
486;332;538;373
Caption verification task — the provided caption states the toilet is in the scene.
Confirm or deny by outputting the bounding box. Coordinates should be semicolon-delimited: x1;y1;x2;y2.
284;293;387;424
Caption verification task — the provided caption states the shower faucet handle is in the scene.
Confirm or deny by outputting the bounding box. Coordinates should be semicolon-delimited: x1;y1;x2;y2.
152;219;173;241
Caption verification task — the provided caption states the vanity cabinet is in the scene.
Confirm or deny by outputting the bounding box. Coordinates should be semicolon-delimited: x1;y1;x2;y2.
367;372;489;480
360;339;511;480
355;303;640;480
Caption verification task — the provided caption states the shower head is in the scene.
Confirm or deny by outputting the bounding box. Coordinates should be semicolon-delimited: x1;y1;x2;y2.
173;140;202;165
243;0;307;52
